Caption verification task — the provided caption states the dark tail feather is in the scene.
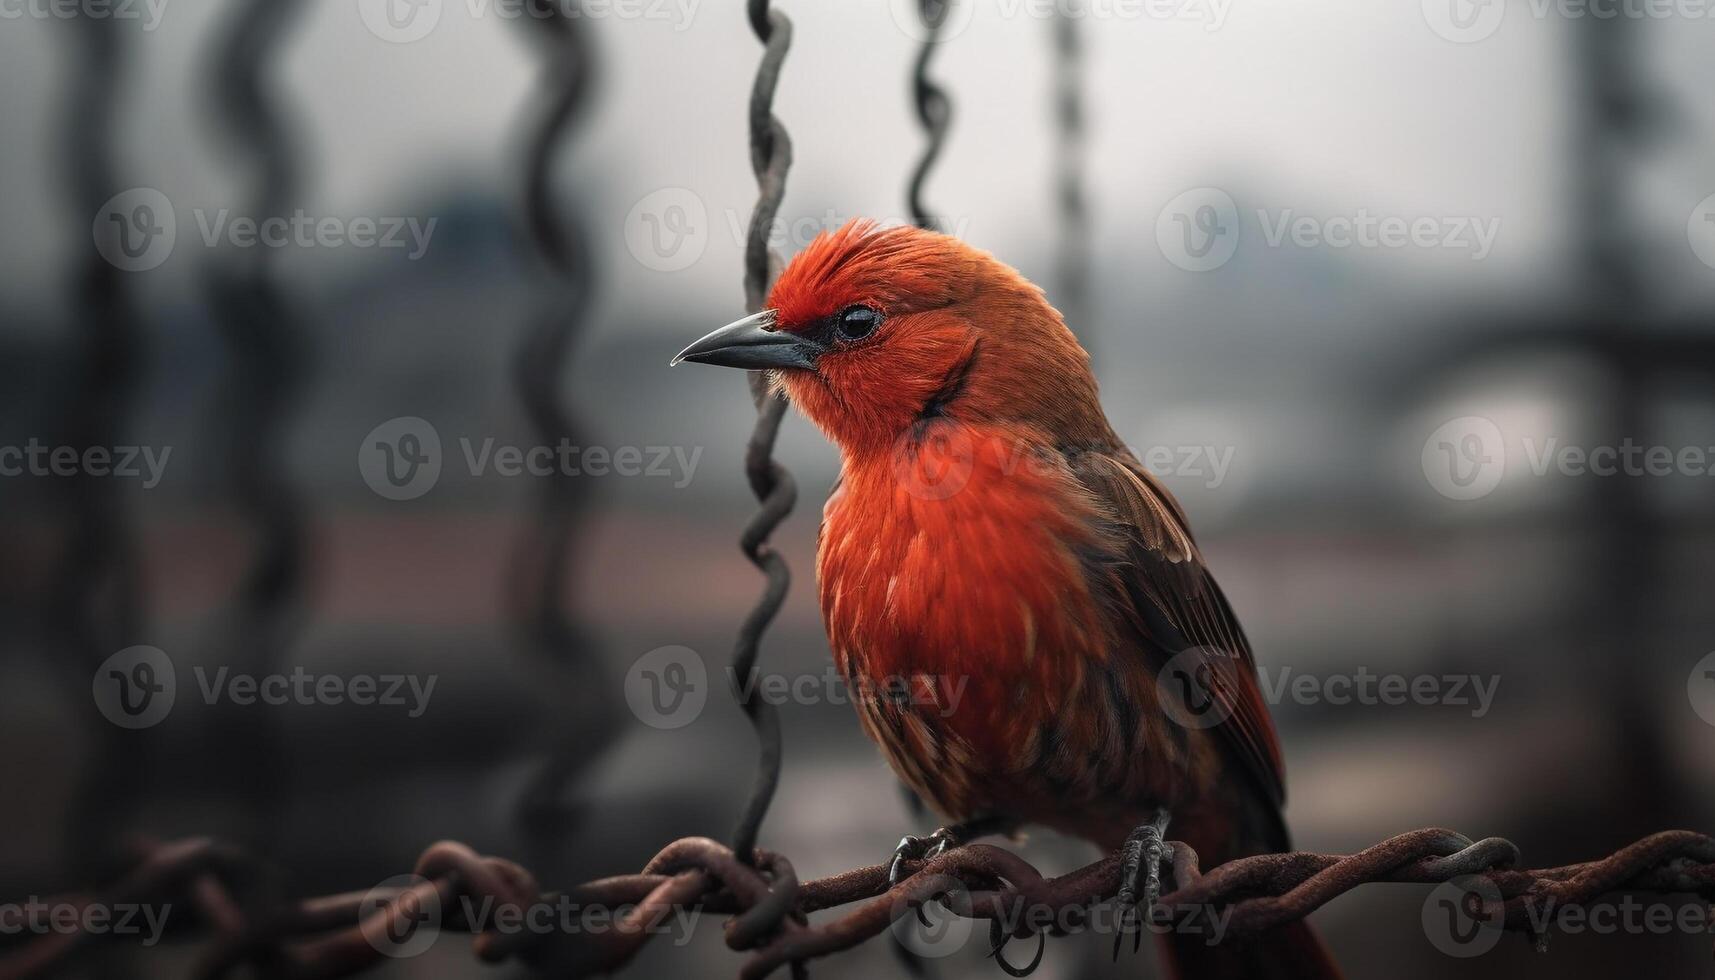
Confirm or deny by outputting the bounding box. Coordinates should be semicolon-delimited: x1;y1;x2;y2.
1161;919;1342;980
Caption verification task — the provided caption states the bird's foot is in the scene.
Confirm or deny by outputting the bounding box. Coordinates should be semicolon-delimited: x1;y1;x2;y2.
887;815;1015;887
1114;808;1172;959
888;827;960;886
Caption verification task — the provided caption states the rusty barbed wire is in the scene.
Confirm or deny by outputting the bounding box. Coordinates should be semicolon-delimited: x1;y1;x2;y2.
908;0;953;232
4;827;1710;980
727;0;799;878
507;0;616;841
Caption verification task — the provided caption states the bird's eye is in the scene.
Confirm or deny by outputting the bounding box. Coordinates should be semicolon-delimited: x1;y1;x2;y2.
835;305;881;342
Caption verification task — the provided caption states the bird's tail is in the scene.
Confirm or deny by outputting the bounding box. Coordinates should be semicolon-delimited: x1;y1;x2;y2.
1160;919;1342;980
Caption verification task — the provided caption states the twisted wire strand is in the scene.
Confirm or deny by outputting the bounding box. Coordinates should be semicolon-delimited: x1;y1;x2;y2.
6;827;1711;980
907;0;953;231
508;0;614;837
204;0;311;845
1051;8;1090;351
729;0;798;874
56;6;147;871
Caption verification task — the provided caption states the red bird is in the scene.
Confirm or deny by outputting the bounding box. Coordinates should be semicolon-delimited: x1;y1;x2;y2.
676;221;1339;979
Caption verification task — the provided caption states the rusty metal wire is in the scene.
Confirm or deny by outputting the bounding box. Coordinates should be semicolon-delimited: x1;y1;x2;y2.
54;7;149;874
6;827;1711;980
1050;8;1090;351
907;0;953;232
507;0;615;840
204;0;311;841
728;0;799;876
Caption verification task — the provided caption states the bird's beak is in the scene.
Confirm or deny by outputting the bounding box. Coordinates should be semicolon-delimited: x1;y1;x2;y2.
671;310;820;371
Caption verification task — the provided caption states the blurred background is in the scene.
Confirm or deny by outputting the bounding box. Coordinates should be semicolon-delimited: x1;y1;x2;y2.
1;0;1713;977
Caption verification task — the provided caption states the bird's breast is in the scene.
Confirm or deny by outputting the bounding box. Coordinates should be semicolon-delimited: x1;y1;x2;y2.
816;421;1125;816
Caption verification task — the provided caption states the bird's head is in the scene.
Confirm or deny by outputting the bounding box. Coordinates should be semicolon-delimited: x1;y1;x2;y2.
673;220;1103;458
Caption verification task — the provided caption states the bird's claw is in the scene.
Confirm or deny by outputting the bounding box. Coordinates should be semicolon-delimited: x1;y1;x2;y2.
888;827;960;886
1113;809;1172;960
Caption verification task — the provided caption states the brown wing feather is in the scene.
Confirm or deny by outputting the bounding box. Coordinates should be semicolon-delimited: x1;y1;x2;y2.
1072;449;1287;809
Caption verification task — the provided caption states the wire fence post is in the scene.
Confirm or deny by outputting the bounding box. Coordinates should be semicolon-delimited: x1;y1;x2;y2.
908;0;953;232
728;0;799;872
1051;6;1090;354
508;0;615;847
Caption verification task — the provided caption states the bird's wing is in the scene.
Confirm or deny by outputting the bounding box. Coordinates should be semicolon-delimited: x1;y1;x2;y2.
1071;449;1287;808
